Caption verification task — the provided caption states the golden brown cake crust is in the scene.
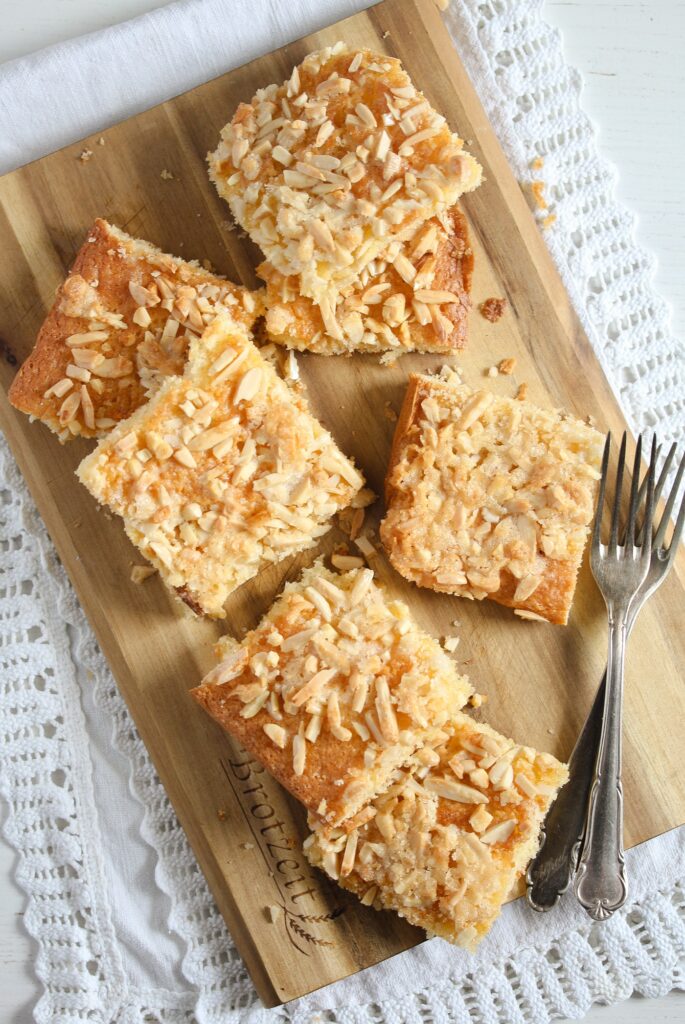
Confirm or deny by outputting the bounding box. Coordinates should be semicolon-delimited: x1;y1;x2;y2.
9;218;263;440
258;206;473;355
191;562;472;824
382;373;603;625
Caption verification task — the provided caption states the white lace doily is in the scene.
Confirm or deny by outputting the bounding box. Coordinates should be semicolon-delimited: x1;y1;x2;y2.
1;1;684;1022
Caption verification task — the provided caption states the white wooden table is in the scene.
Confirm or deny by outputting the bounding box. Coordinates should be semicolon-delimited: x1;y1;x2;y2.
0;2;683;1021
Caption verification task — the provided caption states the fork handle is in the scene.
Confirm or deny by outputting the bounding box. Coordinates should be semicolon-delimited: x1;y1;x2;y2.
525;675;605;911
573;615;629;920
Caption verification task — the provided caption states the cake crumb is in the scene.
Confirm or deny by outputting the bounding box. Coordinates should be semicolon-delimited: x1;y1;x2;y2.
516;382;528;401
217;809;226;821
78;149;93;163
241;841;255;850
160;168;175;180
384;402;398;422
131;565;156;584
531;180;548;210
468;692;487;708
498;357;516;375
98;137;106;146
442;635;460;653
486;366;498;378
479;297;507;323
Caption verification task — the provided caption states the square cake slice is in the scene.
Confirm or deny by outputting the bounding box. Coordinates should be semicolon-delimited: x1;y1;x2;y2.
259;206;472;355
191;562;472;825
77;316;366;618
9;219;263;440
209;45;481;303
381;373;604;624
305;712;568;949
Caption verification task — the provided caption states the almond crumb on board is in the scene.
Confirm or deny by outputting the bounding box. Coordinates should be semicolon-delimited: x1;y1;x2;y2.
514;608;548;622
98;137;106;146
240;841;255;850
486;366;498;378
468;692;487;708
384;402;398;422
354;534;376;560
515;382;528;401
498;357;516;375
442;635;459;652
78;149;93;163
266;905;282;923
217;809;227;821
479;297;507;322
160;168;175;180
131;565;156;584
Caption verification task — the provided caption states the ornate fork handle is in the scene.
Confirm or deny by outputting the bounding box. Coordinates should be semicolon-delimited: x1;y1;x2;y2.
526;676;605;911
573;612;629;920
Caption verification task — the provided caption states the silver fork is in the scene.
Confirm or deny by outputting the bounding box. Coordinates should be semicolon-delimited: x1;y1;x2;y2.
571;433;658;920
526;440;685;912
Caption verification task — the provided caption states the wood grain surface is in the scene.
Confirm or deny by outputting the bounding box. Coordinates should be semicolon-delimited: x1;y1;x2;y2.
0;0;683;1006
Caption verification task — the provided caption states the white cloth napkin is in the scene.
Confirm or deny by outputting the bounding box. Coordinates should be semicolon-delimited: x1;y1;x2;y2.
1;2;684;1023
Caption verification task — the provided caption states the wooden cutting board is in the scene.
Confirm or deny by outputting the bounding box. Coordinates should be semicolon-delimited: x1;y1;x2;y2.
0;0;683;1006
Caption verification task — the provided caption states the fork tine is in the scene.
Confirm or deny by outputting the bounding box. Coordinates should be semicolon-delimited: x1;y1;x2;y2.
639;436;659;559
608;433;627;555
623;434;643;547
593;434;611;551
635;441;676;545
654;447;685;550
665;473;685;567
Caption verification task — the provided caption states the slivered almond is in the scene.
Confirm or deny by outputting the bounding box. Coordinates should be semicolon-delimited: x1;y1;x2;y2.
129;280;160;307
80;386;95;429
355;102;377;128
413;289;460;304
132;306;151;327
308;218;335;252
263;723;288;749
480;819;516;845
44;378;73;399
393;253;416;284
66;330;108;346
58;390;81;424
349;567;373;605
304;585;332;621
292;732;306;775
456;390;494;430
234;367;262;403
173;446;197;469
340;830;358;876
375;678;399;743
290;668;337;707
423;776;489;804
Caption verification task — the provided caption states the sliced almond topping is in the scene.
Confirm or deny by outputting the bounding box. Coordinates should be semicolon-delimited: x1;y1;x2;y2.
129;280;160;307
340;830;358;877
173;446;197;469
292;732;306;776
263;723;288;749
66;330;108;347
66;364;91;383
413;289;460;304
469;806;493;833
375;677;399;743
480;819;516;845
234;367;262;403
132;306;152;328
355;102;377;128
392;253;416;284
80;385;95;429
290;668;337;707
304;585;332;621
44;378;73;399
423;776;489;804
58;390;81;424
348;567;373;606
455;390;494;430
489;759;515;791
515;772;538;797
